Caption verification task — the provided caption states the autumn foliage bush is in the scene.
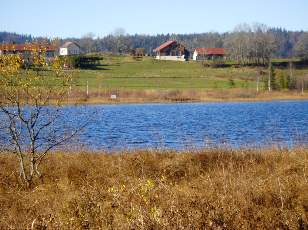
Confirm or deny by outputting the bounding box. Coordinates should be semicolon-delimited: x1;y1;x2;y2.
0;148;307;229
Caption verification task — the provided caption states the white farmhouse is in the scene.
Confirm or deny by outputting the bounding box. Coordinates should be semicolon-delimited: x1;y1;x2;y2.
153;40;190;61
59;42;81;56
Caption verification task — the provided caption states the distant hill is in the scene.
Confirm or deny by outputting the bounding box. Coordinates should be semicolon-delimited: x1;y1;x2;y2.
0;32;33;44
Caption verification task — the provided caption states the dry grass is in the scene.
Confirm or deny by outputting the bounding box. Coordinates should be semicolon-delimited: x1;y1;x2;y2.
0;148;308;229
65;88;308;105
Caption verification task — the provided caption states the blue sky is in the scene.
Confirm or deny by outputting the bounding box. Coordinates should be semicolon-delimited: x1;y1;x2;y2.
1;0;307;38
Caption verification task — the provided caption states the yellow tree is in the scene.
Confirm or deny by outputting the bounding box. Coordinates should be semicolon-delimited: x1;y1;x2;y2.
0;51;86;187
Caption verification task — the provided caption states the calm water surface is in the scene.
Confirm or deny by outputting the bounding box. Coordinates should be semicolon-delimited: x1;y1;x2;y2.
61;101;308;150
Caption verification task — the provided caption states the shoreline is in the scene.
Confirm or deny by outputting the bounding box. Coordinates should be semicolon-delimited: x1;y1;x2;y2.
65;94;308;105
61;88;308;105
4;87;308;105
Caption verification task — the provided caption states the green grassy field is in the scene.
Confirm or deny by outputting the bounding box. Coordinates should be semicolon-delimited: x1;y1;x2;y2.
70;55;308;91
6;55;306;104
72;56;263;90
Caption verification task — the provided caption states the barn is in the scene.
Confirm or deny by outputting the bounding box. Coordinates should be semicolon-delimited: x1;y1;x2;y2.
153;40;190;61
59;42;82;56
193;48;225;61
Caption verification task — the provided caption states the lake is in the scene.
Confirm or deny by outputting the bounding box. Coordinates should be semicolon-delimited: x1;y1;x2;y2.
60;100;308;150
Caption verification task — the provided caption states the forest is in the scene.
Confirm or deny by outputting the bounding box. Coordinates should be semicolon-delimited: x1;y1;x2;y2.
1;23;308;63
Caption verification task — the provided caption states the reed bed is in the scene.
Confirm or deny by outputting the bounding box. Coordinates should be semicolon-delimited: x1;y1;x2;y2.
67;88;308;105
0;148;307;229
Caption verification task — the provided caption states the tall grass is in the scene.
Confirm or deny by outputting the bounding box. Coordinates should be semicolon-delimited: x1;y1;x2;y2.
0;148;307;229
66;88;308;104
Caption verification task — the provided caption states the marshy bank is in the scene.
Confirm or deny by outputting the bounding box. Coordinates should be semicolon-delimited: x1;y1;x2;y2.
66;88;308;105
0;148;307;229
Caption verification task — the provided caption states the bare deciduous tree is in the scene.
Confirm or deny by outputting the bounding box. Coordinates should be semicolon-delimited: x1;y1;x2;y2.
224;23;276;65
80;32;96;53
294;32;308;60
0;52;88;187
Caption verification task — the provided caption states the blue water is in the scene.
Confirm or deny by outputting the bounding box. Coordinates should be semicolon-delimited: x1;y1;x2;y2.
60;100;308;150
1;101;308;150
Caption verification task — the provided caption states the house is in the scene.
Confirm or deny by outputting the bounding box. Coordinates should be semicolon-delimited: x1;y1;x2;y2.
59;42;81;56
131;48;145;57
193;48;225;61
153;40;190;61
0;43;55;62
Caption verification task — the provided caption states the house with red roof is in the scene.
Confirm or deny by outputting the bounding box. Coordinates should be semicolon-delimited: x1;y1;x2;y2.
0;43;56;62
193;48;225;61
153;40;190;61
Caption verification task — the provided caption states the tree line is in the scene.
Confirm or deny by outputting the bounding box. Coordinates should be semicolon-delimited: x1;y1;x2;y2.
73;25;308;64
263;63;308;92
1;24;308;63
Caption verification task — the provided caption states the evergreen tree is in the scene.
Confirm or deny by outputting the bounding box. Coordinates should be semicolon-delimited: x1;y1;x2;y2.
263;76;269;91
269;65;279;90
278;72;287;89
229;78;235;88
286;73;290;89
288;62;296;90
288;75;297;90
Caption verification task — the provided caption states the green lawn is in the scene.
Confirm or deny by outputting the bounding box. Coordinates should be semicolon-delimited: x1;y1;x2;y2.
72;56;259;90
70;55;307;90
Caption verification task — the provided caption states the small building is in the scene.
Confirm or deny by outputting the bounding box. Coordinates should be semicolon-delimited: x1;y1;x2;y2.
153;40;190;61
59;42;81;56
193;48;225;61
0;43;55;62
131;48;145;57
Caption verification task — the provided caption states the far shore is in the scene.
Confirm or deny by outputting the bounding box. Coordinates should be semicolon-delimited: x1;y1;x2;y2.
4;88;308;106
63;90;308;105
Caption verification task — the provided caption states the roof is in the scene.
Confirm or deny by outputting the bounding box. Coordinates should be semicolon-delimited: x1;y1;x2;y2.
60;41;80;49
153;40;177;52
0;43;55;52
194;48;225;55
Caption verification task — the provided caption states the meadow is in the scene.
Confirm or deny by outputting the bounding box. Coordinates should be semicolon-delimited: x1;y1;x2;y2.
0;148;307;229
62;55;308;103
4;54;307;104
73;56;259;90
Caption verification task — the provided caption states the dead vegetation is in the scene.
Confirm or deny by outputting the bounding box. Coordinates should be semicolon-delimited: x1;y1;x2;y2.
64;88;308;105
0;148;307;229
